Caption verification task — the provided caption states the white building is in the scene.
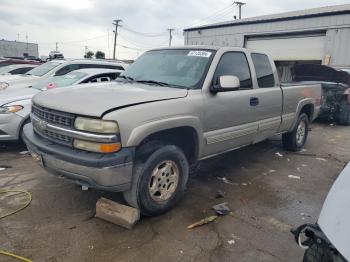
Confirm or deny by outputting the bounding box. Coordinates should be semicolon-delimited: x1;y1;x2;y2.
0;39;39;58
184;4;350;81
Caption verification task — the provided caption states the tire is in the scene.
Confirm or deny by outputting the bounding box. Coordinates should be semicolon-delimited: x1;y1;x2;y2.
123;145;189;216
282;113;309;152
303;243;345;262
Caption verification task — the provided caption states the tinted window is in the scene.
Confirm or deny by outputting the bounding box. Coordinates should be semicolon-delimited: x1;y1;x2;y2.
251;53;275;88
10;67;33;75
55;64;80;76
79;64;124;71
213;52;252;89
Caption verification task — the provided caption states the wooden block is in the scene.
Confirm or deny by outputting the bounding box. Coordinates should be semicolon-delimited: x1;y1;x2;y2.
95;197;140;229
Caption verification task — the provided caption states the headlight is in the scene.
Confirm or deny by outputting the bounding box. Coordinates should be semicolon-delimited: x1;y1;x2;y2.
74;117;119;134
73;139;121;153
0;82;9;90
0;105;23;114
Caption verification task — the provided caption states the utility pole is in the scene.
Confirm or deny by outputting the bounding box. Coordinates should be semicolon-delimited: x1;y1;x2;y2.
234;1;246;19
112;19;122;60
168;28;175;47
85;46;88;57
17;33;20;41
55;42;58;51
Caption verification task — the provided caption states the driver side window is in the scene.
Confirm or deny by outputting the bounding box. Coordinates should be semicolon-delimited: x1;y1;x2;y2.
213;52;252;89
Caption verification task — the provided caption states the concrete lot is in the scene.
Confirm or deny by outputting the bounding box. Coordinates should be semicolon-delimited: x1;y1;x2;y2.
0;122;349;262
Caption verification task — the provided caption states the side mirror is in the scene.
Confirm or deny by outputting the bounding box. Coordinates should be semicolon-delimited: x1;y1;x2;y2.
211;75;240;92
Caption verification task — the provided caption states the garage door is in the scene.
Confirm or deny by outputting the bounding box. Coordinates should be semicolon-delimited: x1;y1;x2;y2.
246;35;326;61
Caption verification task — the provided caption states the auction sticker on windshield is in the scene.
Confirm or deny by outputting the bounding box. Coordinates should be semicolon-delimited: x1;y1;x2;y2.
187;51;212;58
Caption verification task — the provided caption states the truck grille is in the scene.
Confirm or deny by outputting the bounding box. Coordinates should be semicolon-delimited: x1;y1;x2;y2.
32;104;75;128
32;104;75;146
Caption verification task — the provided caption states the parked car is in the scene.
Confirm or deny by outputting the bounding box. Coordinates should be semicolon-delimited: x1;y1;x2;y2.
0;59;127;91
0;58;41;68
0;64;38;75
293;64;350;125
49;51;64;60
23;46;321;216
292;162;350;262
0;68;121;141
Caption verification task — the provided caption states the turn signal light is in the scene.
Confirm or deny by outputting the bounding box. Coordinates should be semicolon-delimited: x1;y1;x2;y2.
74;139;121;153
100;143;121;153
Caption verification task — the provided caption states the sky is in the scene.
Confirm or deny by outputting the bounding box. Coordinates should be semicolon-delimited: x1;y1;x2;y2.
1;0;349;60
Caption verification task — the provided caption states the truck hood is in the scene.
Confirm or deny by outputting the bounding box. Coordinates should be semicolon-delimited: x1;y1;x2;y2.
0;87;39;106
33;81;188;117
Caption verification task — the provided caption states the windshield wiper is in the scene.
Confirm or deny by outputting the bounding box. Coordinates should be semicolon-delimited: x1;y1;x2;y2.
135;80;170;86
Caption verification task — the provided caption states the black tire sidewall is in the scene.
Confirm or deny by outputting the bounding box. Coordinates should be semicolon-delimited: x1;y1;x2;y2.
294;114;309;148
136;145;189;216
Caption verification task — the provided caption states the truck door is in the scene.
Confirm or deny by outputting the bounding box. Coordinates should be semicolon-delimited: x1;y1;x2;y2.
249;53;283;143
202;51;260;157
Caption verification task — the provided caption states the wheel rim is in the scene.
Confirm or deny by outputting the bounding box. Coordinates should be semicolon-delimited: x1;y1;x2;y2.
148;160;180;202
296;120;306;145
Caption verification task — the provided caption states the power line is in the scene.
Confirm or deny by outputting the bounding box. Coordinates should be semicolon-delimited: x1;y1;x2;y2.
121;24;167;37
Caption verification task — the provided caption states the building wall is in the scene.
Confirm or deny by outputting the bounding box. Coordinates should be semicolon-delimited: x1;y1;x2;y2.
0;40;39;58
184;13;350;67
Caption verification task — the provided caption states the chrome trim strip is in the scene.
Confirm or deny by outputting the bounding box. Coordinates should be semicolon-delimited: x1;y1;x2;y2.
31;114;118;143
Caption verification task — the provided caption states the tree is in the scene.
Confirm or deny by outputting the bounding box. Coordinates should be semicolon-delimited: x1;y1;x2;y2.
84;51;94;59
95;51;105;59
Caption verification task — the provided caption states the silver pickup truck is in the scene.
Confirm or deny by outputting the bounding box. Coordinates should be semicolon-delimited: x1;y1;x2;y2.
23;46;321;216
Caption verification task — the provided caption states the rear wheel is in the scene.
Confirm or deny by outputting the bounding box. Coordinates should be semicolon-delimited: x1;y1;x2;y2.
123;144;189;216
282;113;309;151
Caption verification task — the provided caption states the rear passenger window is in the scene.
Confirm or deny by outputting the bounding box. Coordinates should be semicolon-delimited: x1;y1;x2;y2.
251;53;275;88
213;52;252;89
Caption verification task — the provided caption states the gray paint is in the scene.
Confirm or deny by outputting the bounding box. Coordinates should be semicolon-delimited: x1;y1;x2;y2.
184;5;350;67
0;40;39;58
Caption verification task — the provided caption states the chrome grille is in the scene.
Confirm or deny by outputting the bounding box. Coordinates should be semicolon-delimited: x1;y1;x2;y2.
32;104;75;128
43;130;72;144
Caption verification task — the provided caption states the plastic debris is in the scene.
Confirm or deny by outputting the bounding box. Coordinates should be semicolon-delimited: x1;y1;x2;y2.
275;152;283;157
180;250;184;254
300;149;308;152
212;202;231;216
227;239;235;245
19;151;30;155
288;175;301;180
81;186;89;191
241;183;247;186
187;215;218;229
217;176;235;185
216;190;225;199
316;158;327;162
269;169;276;173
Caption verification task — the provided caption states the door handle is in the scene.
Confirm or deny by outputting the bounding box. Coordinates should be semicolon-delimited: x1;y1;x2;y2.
250;97;259;106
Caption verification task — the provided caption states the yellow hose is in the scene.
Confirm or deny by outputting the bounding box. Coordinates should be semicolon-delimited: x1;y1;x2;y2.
0;250;33;262
0;189;32;219
0;189;33;261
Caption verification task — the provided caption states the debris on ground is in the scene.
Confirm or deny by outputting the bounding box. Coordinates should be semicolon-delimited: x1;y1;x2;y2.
269;169;276;173
187;215;218;229
301;164;308;167
212;202;231;216
0;165;12;171
240;197;249;205
296;167;301;172
81;185;89;191
95;198;140;229
275;152;283;157
217;176;236;185
316;157;327;162
215;190;225;199
241;183;247;186
227;239;235;245
300;149;308;152
288;175;301;180
19;151;30;156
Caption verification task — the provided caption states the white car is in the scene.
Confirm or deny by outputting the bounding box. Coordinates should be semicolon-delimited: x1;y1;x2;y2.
0;68;121;141
0;64;38;75
0;59;127;91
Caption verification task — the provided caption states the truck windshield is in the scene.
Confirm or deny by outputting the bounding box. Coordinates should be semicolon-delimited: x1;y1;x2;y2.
26;61;61;77
120;49;214;89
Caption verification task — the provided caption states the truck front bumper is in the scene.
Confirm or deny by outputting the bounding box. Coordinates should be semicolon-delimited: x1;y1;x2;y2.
22;123;135;192
0;112;24;141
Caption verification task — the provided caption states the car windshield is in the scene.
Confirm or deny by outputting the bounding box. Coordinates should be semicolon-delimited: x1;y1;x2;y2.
120;49;214;89
32;71;88;90
26;61;61;77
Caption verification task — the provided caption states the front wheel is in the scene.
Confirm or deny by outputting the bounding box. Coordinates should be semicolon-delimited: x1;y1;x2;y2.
123;145;189;216
303;243;345;262
282;113;309;151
